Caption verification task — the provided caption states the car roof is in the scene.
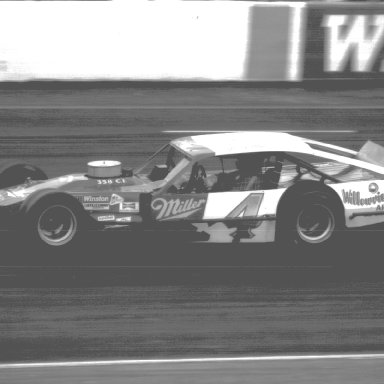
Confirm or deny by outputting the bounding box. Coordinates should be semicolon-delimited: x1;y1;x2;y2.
170;131;384;175
171;131;313;157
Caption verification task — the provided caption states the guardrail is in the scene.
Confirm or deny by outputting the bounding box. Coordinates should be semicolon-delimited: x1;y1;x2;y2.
0;1;382;81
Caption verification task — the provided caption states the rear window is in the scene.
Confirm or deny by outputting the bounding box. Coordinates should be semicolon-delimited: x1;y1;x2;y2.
289;152;383;183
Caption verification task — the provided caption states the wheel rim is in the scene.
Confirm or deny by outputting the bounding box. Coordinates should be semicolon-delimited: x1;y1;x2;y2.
37;205;77;246
296;203;335;244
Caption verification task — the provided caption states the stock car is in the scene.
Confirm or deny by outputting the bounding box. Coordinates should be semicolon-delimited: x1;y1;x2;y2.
0;131;384;249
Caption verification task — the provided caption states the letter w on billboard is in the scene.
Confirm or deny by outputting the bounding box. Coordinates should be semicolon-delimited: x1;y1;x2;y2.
304;3;384;79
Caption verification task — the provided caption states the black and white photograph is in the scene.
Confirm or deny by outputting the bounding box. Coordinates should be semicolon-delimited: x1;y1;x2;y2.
1;0;384;383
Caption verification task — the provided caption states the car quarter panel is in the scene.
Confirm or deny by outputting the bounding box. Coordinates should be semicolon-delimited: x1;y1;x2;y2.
203;189;286;220
330;180;384;228
196;189;286;243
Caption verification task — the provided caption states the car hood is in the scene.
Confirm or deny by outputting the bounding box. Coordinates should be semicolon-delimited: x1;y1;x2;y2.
0;174;87;206
0;173;163;207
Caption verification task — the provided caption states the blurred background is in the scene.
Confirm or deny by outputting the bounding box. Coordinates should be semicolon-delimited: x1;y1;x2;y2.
2;2;384;384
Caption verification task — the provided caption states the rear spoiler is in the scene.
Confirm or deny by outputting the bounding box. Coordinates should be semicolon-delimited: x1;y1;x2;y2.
356;141;384;167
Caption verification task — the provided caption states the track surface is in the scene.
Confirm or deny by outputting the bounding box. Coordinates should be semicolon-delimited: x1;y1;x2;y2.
1;84;384;383
3;357;384;384
0;85;384;176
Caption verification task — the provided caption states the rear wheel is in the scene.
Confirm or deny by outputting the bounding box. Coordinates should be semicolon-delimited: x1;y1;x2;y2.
277;192;342;248
296;202;335;244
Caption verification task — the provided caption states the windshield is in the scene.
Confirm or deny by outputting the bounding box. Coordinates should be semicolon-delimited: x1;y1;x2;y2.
134;144;189;182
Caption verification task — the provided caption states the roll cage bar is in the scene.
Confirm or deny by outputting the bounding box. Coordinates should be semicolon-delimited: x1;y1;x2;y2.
284;153;340;184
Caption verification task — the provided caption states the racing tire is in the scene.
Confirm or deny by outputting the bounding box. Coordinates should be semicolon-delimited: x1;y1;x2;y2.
0;163;47;189
21;192;84;250
277;192;342;249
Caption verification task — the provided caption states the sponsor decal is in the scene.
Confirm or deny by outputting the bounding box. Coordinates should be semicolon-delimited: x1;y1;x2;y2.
83;203;109;211
119;202;139;213
342;184;384;211
116;216;132;223
151;196;206;221
79;196;109;210
96;178;128;185
342;189;384;206
304;5;384;79
110;194;124;206
369;182;379;193
97;215;115;222
83;195;109;203
341;189;384;207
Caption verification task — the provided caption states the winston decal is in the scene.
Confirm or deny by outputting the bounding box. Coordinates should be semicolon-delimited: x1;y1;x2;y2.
152;196;206;221
83;196;109;203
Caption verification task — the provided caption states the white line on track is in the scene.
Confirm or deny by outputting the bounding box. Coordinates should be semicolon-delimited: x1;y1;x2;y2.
0;105;381;110
2;354;384;369
163;130;357;134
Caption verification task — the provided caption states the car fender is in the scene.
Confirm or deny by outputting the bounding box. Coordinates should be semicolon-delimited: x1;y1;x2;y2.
329;180;384;228
19;188;87;222
276;180;345;228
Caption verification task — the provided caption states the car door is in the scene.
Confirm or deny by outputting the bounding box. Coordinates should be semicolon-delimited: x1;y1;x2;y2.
198;154;287;243
150;153;286;243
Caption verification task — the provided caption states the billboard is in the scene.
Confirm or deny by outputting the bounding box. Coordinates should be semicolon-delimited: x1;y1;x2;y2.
304;3;384;79
0;1;298;81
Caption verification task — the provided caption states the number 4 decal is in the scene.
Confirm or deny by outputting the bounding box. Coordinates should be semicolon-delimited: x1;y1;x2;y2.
226;193;264;219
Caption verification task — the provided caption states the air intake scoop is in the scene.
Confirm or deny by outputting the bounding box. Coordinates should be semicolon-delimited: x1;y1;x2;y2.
87;160;122;178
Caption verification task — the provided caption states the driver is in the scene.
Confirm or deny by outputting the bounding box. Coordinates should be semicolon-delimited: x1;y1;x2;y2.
201;155;265;192
227;155;264;191
172;155;266;193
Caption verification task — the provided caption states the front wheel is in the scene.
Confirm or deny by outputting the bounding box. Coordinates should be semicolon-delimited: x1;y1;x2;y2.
277;193;342;248
36;204;79;247
22;193;84;249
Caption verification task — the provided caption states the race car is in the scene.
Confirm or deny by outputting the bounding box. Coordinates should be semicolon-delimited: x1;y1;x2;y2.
1;131;384;249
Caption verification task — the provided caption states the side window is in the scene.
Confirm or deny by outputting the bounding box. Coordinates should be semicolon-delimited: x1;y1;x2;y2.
278;157;303;188
168;153;286;194
218;153;285;191
202;154;266;192
167;156;223;194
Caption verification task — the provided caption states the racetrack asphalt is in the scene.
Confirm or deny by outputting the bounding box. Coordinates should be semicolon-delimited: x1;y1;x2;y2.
1;84;384;383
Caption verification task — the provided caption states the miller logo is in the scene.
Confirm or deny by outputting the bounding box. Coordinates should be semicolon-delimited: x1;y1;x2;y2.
151;197;206;221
